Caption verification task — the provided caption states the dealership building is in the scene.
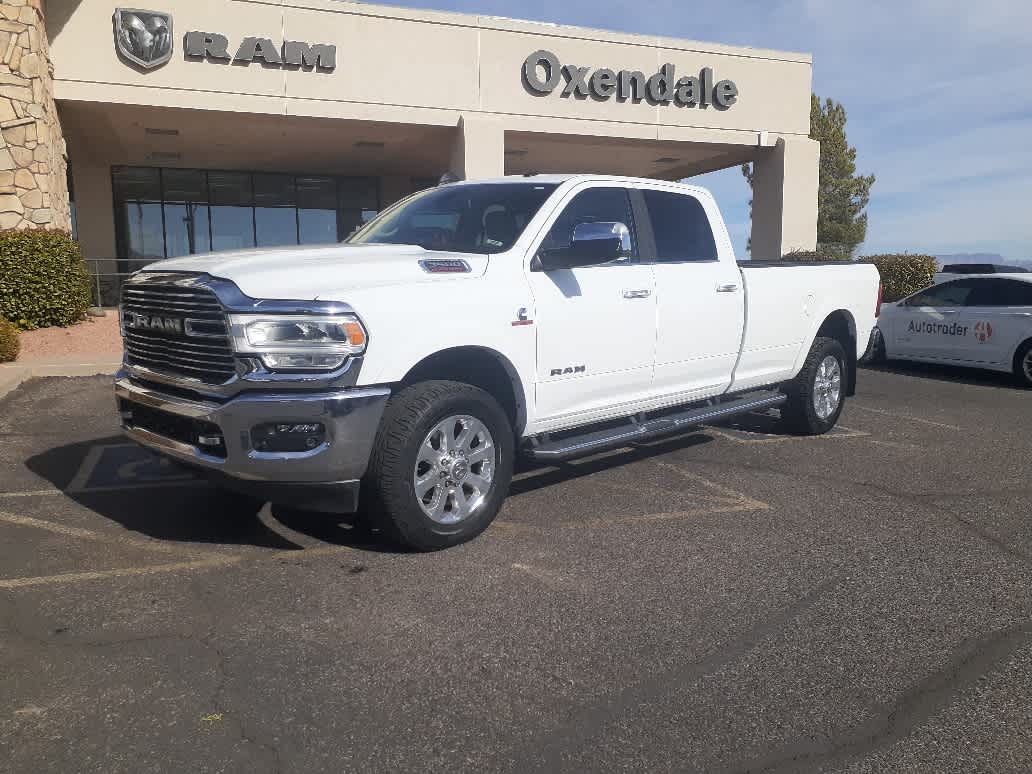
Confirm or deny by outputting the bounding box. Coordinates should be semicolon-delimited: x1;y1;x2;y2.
4;0;818;276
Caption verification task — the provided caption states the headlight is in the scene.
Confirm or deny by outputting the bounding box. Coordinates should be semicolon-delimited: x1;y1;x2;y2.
227;314;367;371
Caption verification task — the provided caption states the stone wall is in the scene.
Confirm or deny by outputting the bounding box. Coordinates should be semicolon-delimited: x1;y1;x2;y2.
0;0;69;232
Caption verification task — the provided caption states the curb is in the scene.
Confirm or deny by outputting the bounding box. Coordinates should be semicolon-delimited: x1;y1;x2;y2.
0;359;122;401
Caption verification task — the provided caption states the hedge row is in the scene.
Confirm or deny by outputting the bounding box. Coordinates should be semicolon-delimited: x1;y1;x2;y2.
861;254;938;302
0;317;18;362
0;230;91;330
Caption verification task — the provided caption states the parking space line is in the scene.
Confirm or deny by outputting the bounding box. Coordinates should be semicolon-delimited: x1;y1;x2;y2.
655;462;771;510
850;404;962;431
0;556;238;589
576;501;767;529
0;510;222;558
0;489;64;498
706;424;869;445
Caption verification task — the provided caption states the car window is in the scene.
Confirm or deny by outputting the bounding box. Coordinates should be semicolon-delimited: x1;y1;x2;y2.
905;280;975;307
641;189;718;262
973;279;1032;306
966;279;1001;306
539;187;638;263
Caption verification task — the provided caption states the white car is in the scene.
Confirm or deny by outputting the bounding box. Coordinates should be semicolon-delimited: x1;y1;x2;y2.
872;274;1032;387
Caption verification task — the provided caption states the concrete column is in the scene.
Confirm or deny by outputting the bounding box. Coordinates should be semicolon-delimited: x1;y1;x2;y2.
750;135;819;260
449;114;504;181
0;0;70;231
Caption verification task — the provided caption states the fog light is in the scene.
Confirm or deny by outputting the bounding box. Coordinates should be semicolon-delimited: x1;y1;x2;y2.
251;422;326;453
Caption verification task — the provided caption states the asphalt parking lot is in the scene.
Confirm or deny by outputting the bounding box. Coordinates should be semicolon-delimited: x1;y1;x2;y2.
2;364;1031;774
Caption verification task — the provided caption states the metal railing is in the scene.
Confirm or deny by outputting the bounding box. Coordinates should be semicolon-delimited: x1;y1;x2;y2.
84;258;161;308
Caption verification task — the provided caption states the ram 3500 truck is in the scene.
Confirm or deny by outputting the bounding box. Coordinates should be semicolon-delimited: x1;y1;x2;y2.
115;175;881;549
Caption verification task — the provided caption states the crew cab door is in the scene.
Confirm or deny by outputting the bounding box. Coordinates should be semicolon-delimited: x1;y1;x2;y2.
638;186;744;399
526;184;656;426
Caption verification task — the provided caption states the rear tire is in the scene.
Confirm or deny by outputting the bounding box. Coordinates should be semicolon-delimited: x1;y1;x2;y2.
1014;340;1032;389
364;380;514;551
863;327;887;364
781;337;847;435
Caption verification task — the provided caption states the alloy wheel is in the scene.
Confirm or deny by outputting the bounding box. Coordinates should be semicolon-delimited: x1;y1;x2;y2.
413;414;496;524
813;355;842;420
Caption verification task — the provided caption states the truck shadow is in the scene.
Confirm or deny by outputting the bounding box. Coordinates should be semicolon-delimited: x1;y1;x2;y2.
26;436;317;551
510;432;714;495
25;430;726;554
860;360;1023;390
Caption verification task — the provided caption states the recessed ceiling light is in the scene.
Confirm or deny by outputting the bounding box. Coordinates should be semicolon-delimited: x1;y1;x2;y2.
145;127;179;136
654;157;679;163
355;141;385;148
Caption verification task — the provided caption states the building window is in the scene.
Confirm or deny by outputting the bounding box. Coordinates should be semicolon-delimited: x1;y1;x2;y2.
112;166;380;266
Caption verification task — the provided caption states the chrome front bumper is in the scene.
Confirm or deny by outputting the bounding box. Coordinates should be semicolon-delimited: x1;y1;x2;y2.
115;370;391;504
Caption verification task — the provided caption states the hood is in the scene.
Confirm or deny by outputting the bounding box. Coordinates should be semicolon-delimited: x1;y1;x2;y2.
142;243;489;300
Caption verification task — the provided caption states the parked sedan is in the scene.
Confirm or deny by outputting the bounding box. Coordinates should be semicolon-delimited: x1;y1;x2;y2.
871;274;1032;387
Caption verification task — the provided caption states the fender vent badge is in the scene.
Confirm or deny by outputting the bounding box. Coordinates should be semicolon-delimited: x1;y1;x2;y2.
418;259;471;274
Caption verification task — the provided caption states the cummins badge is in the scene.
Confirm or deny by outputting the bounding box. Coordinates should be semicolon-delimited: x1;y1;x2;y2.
114;8;173;70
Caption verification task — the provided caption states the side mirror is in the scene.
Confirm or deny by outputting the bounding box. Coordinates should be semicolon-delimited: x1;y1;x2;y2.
537;222;631;271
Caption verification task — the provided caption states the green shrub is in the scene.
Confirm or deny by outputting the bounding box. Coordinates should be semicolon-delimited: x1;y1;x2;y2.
784;249;850;266
0;230;90;330
0;317;19;362
862;253;938;302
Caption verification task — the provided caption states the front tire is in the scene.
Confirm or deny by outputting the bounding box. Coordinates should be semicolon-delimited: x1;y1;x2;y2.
781;337;847;435
364;380;514;551
1014;340;1032;389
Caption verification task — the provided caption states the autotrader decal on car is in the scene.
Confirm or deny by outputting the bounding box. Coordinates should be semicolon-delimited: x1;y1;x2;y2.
907;321;969;337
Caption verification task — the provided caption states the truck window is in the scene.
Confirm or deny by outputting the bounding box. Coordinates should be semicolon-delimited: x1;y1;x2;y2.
539;187;639;263
348;182;557;254
641;189;718;262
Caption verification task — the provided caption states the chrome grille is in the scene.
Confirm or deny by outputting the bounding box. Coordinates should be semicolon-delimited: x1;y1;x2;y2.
121;281;236;385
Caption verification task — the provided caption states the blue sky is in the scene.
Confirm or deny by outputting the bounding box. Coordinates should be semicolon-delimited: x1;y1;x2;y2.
391;0;1032;260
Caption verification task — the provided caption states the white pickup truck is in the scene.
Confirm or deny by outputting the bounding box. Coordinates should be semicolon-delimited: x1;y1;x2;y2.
115;175;880;549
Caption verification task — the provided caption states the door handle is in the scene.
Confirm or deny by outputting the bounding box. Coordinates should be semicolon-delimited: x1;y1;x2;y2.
939;310;958;315
623;289;651;299
1002;312;1032;318
715;283;739;293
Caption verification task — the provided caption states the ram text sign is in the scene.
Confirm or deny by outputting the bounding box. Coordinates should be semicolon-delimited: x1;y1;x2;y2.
112;9;336;71
522;50;738;110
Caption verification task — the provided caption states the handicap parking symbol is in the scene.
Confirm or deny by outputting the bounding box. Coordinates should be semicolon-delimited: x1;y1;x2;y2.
66;444;199;493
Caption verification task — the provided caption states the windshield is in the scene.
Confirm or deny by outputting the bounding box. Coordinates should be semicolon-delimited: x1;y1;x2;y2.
348;182;558;254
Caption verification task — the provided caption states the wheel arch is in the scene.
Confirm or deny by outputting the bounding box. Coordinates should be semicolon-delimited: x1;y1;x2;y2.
813;309;858;396
1013;336;1032;377
399;346;528;435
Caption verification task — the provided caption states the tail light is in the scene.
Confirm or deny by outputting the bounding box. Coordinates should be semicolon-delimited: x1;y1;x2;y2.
875;282;883;318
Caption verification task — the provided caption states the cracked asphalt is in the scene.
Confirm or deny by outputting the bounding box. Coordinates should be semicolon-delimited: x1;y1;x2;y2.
1;361;1031;773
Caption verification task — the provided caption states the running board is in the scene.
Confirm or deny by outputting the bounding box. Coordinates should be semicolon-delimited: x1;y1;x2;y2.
525;392;787;462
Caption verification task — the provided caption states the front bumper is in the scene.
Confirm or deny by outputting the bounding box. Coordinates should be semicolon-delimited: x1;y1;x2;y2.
114;370;391;511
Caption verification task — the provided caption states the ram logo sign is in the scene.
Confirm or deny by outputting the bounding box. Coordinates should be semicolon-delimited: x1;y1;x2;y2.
113;8;174;70
550;365;586;377
124;312;184;334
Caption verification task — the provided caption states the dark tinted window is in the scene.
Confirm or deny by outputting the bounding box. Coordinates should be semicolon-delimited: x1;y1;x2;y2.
967;278;1032;306
540;187;638;261
350;183;557;254
642;189;717;262
905;280;976;307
